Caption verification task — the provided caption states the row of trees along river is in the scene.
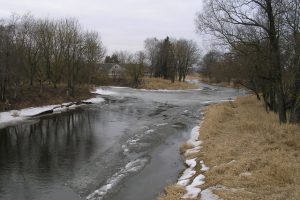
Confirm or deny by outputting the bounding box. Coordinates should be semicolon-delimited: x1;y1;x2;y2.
0;14;106;99
197;0;300;123
0;14;200;107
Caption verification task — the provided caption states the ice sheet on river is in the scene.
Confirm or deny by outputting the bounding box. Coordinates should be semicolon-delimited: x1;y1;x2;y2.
0;97;105;128
86;158;149;200
92;88;118;95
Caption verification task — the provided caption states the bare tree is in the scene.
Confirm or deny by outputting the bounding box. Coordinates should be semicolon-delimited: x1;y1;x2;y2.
0;14;107;106
125;51;145;87
196;0;289;123
175;39;199;82
144;37;160;77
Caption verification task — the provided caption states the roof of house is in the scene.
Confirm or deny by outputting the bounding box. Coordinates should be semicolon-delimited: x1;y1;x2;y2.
98;63;123;71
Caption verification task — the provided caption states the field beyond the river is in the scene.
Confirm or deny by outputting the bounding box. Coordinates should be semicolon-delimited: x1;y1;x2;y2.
140;77;198;90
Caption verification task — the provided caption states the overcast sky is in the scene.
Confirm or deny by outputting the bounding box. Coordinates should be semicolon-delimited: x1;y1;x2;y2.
0;0;204;54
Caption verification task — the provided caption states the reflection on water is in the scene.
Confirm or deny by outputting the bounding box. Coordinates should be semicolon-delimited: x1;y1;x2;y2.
0;109;99;200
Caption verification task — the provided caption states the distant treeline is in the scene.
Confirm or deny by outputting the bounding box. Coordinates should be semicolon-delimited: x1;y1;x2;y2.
105;37;200;83
0;14;106;100
197;0;300;123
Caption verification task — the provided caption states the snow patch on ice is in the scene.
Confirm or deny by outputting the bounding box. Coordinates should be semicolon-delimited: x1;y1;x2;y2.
110;86;129;89
139;89;190;93
83;97;105;104
0;97;105;129
86;158;148;200
145;129;155;134
92;88;118;95
155;123;168;127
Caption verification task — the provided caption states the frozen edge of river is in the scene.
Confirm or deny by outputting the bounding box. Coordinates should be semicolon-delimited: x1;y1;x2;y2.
176;112;222;200
0;97;105;129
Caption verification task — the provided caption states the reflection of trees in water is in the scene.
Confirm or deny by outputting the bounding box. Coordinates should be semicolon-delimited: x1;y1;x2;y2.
0;110;98;179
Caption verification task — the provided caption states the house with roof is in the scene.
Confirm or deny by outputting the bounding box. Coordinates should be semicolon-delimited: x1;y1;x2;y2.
98;63;126;80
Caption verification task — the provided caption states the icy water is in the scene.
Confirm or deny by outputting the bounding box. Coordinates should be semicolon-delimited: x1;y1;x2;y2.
0;82;245;200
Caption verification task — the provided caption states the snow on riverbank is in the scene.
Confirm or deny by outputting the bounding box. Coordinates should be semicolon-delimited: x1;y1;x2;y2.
176;120;220;200
0;97;105;129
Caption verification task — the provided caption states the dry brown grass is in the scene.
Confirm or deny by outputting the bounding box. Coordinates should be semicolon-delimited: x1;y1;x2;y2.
198;73;240;88
140;77;198;90
158;185;186;200
159;95;300;200
201;96;300;200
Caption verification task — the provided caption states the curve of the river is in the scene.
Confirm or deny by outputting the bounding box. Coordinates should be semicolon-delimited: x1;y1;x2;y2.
0;82;246;200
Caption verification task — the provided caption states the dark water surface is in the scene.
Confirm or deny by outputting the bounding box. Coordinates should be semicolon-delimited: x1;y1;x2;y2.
0;83;245;200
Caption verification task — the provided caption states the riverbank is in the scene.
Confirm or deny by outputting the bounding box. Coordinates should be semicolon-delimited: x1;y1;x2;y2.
1;78;198;111
139;78;198;90
197;74;240;89
159;95;300;200
0;85;95;111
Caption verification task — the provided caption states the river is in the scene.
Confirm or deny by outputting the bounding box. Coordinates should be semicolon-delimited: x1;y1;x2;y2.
0;82;245;200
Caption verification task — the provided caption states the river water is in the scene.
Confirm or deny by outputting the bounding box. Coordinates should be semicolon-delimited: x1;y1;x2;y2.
0;82;245;200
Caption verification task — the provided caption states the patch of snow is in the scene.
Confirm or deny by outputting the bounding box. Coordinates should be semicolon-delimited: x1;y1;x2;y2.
155;123;168;127
186;158;197;169
128;139;139;145
201;188;222;200
182;174;205;199
83;97;105;104
0;97;105;129
192;174;205;186
201;162;210;172
177;179;190;187
110;86;129;89
92;88;118;95
121;145;129;154
187;126;202;147
145;129;155;134
20;105;59;116
178;168;196;181
139;89;189;93
86;158;148;200
185;146;202;156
